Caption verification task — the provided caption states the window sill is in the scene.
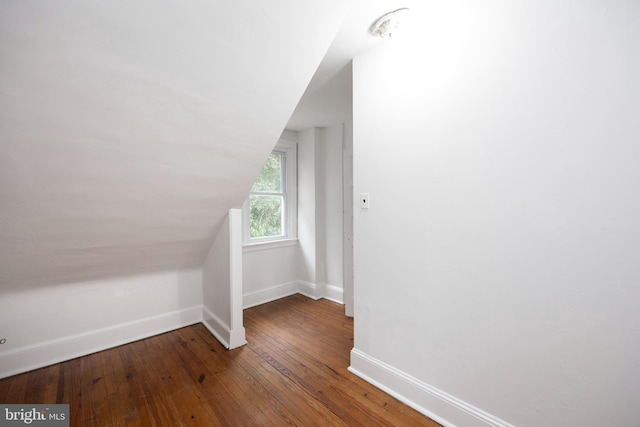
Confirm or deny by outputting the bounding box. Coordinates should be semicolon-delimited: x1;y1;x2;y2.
243;238;298;253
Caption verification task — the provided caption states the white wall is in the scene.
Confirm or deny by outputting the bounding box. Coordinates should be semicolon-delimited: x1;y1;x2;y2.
202;209;245;349
243;124;346;305
241;130;305;307
0;269;202;378
350;1;640;427
298;128;321;285
0;0;357;291
321;124;345;290
298;126;345;302
203;217;231;324
343;119;354;317
242;243;304;307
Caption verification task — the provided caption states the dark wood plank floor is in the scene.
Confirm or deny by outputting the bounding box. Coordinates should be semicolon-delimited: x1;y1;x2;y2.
0;294;440;426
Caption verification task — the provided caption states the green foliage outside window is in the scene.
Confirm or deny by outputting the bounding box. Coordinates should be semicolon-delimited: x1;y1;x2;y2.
250;195;283;238
250;152;284;238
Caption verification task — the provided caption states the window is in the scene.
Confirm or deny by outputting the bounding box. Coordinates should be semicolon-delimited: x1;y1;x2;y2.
243;139;296;245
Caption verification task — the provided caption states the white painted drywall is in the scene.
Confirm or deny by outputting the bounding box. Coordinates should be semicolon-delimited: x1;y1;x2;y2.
0;0;356;290
0;269;202;378
321;125;345;290
352;1;640;426
241;130;304;306
202;209;244;349
298;128;321;285
227;209;245;349
243;244;304;295
296;125;346;300
203;216;231;327
343;119;354;317
244;124;346;304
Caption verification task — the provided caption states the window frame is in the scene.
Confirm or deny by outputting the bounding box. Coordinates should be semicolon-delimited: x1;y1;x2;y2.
243;138;297;249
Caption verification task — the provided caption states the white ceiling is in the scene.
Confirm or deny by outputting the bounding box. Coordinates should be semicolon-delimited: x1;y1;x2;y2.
287;0;418;130
0;0;416;290
0;0;358;289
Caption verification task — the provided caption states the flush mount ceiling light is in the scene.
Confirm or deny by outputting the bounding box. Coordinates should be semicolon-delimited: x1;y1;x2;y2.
370;8;410;38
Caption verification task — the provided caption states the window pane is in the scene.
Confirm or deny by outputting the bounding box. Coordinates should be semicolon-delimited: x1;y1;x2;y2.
251;152;282;192
249;194;283;238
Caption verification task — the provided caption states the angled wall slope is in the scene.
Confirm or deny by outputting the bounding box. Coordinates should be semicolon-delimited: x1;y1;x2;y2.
0;0;355;376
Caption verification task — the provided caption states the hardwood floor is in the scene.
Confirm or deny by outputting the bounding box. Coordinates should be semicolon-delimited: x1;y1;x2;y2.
0;294;440;426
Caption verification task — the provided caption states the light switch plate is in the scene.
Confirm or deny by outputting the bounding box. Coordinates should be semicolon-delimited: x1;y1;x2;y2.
360;193;370;209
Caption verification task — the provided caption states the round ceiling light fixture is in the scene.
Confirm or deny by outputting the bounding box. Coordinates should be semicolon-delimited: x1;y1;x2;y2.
370;8;411;38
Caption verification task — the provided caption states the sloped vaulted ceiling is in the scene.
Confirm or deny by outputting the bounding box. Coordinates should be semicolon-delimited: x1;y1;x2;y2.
0;0;356;289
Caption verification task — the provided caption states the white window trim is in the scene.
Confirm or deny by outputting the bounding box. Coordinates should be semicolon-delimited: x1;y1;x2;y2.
242;138;297;248
243;237;298;252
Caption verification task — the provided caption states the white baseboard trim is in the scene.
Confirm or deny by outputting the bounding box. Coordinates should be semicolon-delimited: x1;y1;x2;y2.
228;327;247;350
298;280;324;300
243;281;299;309
201;306;246;350
243;280;344;308
0;306;202;379
202;306;232;349
324;284;344;304
349;349;514;427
